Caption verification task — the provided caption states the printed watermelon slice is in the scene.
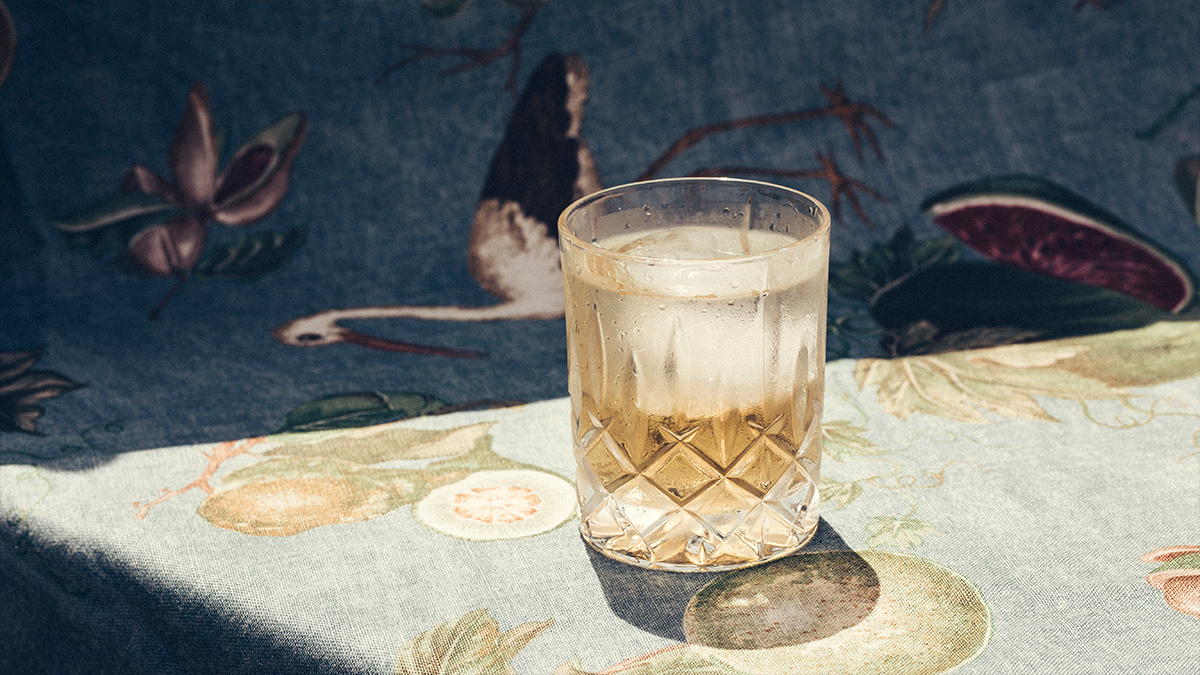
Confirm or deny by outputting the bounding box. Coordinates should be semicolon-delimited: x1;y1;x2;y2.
922;175;1196;312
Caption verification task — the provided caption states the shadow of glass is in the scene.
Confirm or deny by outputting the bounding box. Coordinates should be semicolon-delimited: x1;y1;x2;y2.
585;517;860;643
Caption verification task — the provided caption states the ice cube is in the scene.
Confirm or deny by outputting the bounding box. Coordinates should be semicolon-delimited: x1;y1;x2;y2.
613;227;733;259
606;226;797;259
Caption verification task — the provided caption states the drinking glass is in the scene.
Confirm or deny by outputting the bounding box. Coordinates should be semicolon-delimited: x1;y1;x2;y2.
559;177;831;571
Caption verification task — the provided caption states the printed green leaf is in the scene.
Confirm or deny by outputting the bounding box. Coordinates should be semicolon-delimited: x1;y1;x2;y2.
418;0;476;20
394;609;553;675
1149;552;1200;577
819;476;864;510
495;616;556;663
211;455;433;496
61;206;187;260
275;390;447;433
1046;317;1200;388
865;517;943;549
427;434;547;475
193;227;307;282
0;348;85;435
823;420;886;460
53;191;178;233
857;344;1120;423
856;319;1200;424
268;421;494;466
829;226;960;304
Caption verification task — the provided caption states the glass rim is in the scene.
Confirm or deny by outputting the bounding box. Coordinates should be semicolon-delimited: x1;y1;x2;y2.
557;176;832;264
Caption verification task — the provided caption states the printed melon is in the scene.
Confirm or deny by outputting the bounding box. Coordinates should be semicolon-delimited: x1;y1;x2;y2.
922;175;1195;312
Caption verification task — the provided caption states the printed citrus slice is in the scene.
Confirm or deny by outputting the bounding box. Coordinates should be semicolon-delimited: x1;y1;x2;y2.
922;175;1195;312
685;550;991;675
413;469;575;540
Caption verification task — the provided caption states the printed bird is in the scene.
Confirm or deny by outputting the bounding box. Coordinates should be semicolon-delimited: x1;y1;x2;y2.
275;53;891;356
273;52;601;356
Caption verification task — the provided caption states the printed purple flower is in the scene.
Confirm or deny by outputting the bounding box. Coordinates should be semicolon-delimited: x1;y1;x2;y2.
127;213;209;278
55;82;307;318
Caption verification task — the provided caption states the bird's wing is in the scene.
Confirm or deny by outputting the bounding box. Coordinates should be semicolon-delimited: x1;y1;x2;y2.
476;51;602;243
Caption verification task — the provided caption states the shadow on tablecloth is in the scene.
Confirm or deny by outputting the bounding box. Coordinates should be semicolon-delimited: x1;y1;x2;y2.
585;517;853;642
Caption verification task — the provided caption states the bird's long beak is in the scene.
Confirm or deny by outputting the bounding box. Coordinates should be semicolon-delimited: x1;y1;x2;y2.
339;328;488;359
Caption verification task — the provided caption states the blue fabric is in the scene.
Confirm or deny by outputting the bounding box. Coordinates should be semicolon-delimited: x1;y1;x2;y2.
1;1;1199;672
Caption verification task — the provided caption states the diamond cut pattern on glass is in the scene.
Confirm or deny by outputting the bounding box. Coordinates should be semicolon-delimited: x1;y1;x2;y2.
576;403;821;569
644;443;721;503
579;407;636;490
683;409;757;470
726;415;796;496
610;476;679;533
687;478;758;537
729;437;794;497
642;509;715;563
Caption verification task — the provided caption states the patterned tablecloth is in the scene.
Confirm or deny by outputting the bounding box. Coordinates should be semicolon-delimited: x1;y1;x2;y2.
1;1;1198;673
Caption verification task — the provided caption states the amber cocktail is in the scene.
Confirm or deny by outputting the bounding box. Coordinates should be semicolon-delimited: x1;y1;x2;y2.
559;178;831;571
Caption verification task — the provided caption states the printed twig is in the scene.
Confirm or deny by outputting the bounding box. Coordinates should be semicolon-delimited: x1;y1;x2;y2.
1078;396;1199;430
691;149;889;228
148;273;189;321
598;644;688;675
1135;84;1200;140
924;0;951;35
133;436;265;519
375;9;538;92
638;81;895;182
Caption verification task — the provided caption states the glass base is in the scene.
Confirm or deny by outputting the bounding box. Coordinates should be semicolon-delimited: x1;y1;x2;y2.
579;510;819;573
